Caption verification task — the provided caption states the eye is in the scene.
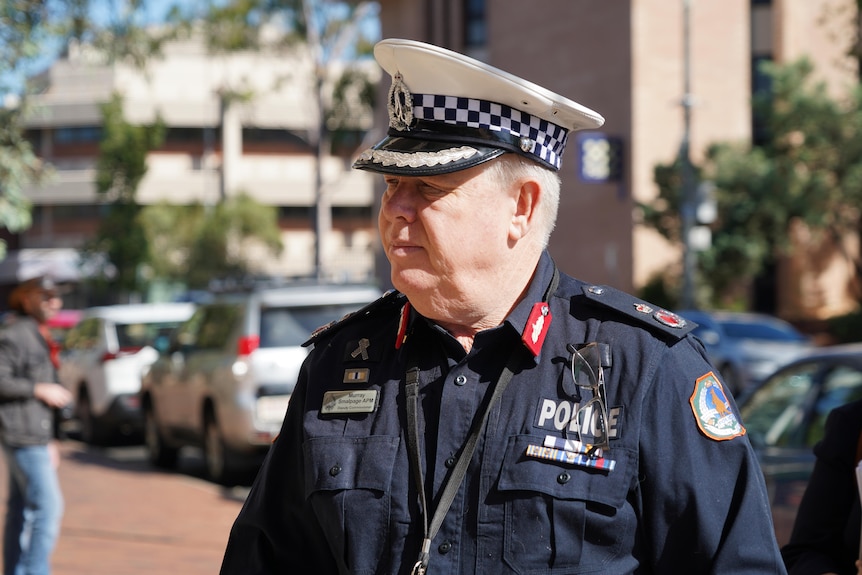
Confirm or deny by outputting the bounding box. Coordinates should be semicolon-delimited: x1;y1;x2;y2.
416;180;450;199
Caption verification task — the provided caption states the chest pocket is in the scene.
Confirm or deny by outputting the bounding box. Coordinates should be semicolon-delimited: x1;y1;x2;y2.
303;435;399;575
496;434;634;574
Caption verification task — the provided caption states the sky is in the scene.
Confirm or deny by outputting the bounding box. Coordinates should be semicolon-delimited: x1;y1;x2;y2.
2;0;380;100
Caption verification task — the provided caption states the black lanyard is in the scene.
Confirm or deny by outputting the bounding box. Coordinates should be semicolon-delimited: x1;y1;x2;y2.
405;349;519;575
404;268;559;575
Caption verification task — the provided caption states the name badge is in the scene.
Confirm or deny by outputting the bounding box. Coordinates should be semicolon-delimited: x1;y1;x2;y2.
321;390;379;414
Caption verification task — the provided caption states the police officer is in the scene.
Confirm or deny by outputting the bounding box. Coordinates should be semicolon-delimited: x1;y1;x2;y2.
220;38;785;574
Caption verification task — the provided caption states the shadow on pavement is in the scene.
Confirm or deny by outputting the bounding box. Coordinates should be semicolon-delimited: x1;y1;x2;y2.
60;438;256;503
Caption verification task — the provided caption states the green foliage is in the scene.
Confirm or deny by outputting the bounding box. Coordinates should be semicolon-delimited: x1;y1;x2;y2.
96;92;165;202
0;0;59;257
201;0;305;53
637;273;678;311
0;105;40;258
87;93;165;295
1;1;184;265
139;194;284;289
826;308;862;343
640;57;862;308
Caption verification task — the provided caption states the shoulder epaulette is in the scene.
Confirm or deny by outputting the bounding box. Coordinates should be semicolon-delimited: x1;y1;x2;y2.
302;289;407;347
579;284;697;339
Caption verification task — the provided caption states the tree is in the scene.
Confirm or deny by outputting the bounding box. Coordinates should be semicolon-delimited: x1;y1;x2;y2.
1;0;184;262
640;57;862;309
139;195;283;290
195;0;378;279
85;92;165;297
0;1;61;258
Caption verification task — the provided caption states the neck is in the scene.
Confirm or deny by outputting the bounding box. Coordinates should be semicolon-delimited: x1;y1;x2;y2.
426;254;540;352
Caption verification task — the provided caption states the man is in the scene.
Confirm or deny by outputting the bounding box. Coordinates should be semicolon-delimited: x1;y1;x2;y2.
0;275;72;575
221;39;785;574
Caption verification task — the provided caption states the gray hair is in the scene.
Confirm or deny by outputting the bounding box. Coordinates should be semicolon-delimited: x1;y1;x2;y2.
486;154;561;249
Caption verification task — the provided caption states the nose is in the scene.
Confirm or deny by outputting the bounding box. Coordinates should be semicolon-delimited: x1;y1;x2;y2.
380;179;417;222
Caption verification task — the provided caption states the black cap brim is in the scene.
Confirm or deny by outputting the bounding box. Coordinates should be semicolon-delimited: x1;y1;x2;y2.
353;135;506;176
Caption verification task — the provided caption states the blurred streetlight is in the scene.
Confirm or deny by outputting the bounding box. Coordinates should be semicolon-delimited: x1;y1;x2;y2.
679;0;696;309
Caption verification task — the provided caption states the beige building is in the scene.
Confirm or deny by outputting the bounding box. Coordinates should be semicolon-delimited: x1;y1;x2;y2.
376;0;859;320
12;29;381;297
8;0;860;318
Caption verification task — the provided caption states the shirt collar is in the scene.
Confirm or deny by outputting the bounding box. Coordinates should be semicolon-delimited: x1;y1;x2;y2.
402;251;558;358
504;251;558;361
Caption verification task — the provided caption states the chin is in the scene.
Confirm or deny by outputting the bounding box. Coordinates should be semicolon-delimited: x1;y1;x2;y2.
391;268;437;298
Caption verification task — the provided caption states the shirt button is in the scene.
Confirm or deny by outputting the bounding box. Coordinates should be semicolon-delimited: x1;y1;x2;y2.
445;456;457;469
438;540;452;554
454;375;467;386
329;465;342;477
557;471;571;484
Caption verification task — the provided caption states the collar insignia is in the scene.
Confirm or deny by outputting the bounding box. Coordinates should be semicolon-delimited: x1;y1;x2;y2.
522;302;552;357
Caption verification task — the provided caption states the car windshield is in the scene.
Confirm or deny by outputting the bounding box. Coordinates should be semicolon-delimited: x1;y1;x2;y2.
259;304;365;348
720;320;806;342
738;362;819;447
117;321;187;349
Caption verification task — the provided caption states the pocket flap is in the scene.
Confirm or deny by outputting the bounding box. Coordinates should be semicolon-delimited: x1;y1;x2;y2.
303;435;400;498
497;434;632;509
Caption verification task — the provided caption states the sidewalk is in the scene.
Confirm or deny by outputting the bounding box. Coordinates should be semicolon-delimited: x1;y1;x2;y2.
0;441;247;575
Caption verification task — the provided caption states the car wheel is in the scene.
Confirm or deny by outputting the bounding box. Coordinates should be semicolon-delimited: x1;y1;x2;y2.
144;405;179;469
203;412;238;486
77;390;109;446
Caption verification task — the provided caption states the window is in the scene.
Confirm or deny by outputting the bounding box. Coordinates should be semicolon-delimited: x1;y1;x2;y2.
464;0;486;50
808;365;862;446
258;304;366;348
196;305;243;350
739;362;819;447
54;126;102;144
64;319;100;351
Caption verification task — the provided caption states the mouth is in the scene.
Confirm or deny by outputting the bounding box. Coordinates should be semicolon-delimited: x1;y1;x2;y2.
387;238;422;256
389;243;420;255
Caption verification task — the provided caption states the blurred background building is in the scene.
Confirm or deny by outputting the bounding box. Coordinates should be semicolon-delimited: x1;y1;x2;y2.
375;0;859;322
4;27;380;296
3;0;859;323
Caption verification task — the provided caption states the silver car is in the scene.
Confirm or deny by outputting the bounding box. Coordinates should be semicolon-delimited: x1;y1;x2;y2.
58;303;196;445
678;310;814;395
140;282;381;484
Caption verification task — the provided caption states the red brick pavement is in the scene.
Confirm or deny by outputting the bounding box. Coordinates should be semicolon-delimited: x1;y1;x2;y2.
0;440;248;575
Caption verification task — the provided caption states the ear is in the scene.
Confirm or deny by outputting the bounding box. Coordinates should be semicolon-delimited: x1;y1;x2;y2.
509;179;541;241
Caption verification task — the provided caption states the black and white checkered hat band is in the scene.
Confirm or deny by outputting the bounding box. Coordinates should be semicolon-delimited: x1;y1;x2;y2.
412;94;569;169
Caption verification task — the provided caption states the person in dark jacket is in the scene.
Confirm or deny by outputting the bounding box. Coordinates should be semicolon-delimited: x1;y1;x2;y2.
0;275;72;575
220;38;785;574
782;398;862;575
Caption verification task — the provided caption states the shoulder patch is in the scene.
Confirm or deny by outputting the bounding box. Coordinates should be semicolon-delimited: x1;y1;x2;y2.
302;289;407;347
580;284;696;339
689;371;746;441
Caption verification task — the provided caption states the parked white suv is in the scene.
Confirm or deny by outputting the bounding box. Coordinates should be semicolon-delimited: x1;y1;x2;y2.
139;282;381;484
58;303;196;445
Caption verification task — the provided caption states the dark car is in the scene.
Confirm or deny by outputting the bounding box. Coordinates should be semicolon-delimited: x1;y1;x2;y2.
736;342;862;546
678;310;814;395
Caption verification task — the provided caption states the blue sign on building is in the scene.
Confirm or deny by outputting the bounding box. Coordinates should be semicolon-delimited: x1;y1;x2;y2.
577;132;623;183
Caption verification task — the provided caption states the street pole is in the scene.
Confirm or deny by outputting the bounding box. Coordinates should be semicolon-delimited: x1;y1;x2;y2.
679;0;697;309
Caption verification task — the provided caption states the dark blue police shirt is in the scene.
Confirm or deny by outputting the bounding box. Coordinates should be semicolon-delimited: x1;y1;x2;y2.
220;252;786;574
